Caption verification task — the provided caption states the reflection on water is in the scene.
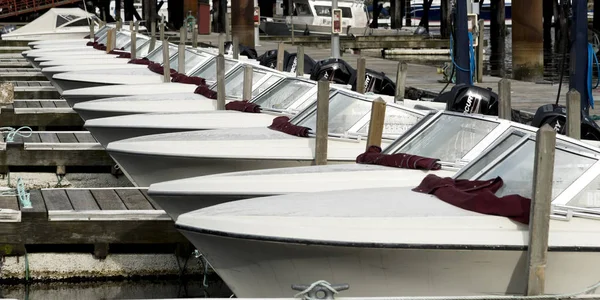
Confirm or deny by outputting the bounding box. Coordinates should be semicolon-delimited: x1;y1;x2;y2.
1;276;232;299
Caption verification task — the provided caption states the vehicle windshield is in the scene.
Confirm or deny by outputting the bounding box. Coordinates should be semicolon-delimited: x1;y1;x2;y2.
190;58;237;82
293;93;423;137
145;45;178;63
168;50;210;73
386;114;500;162
457;136;597;200
252;79;315;111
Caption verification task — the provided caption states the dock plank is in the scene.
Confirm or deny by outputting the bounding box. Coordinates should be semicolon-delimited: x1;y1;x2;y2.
66;190;100;210
26;133;41;143
42;190;73;210
90;190;127;210
115;189;154;210
24;190;47;214
25;101;41;108
39;132;60;143
56;132;78;143
12;101;26;108
39;101;56;108
74;132;97;143
0;196;18;210
53;101;69;108
140;190;163;210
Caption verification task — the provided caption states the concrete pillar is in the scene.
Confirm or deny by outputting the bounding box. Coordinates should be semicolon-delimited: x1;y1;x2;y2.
231;0;255;47
511;0;544;82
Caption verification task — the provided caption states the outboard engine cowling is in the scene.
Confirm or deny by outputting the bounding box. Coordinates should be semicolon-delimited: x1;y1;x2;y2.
531;104;600;140
310;58;357;85
223;42;258;59
257;49;291;70
436;84;499;115
352;69;396;96
285;53;317;75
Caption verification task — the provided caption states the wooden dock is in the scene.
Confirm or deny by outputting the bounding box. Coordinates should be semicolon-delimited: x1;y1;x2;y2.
0;68;45;81
13;81;60;99
1;100;83;128
0;187;187;259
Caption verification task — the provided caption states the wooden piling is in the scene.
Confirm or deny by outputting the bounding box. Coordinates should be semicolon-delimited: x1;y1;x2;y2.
366;98;387;150
105;29;115;53
218;33;225;55
129;20;134;31
243;65;253;101
116;20;122;31
525;124;556;296
161;40;170;83
232;35;240;59
178;27;186;73
159;22;165;41
567;89;581;139
130;30;137;60
314;80;330;166
216;55;226;110
192;25;198;48
297;45;305;77
149;21;156;51
498;78;511;120
356;57;366;94
477;19;485;83
276;42;285;72
490;0;506;77
394;62;408;103
89;22;95;41
135;21;139;33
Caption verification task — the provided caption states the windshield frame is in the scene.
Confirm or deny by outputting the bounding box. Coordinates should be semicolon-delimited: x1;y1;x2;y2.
207;63;286;100
250;77;318;114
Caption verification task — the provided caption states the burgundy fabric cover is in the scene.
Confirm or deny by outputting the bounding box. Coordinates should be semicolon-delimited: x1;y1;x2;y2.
108;48;125;55
86;41;94;46
85;35;98;40
356;146;442;170
194;85;217;99
412;174;531;224
171;73;206;85
118;52;132;58
268;116;310;137
225;100;261;113
93;43;106;50
128;58;151;65
147;62;178;76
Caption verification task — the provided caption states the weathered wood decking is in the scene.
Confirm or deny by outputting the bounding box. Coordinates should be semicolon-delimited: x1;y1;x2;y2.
1;100;82;128
13;81;60;98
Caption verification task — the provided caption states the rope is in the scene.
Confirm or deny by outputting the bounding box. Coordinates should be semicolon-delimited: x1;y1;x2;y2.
294;280;340;300
0;126;32;143
588;43;599;110
0;177;31;209
194;249;209;288
449;32;475;85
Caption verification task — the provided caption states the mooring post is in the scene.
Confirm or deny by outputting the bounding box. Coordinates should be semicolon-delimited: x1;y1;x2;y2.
218;33;225;55
571;0;590;115
276;42;285;71
149;21;156;51
105;28;115;53
394;62;408;103
243;65;253;101
366;98;387;150
567;89;581;139
296;45;305;77
129;20;134;31
89;22;95;41
356;57;366;94
477;19;485;83
116;19;122;31
455;0;470;84
178;27;186;73
232;35;240;59
216;54;226;110
498;78;511;120
192;24;198;48
159;22;165;42
525;124;556;296
130;30;137;59
314;80;330;165
135;21;139;33
161;40;170;83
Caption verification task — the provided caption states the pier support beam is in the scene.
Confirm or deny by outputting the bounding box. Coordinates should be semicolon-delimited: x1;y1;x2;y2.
231;0;255;47
571;0;590;115
440;0;450;38
455;0;471;85
595;0;600;33
490;0;506;77
124;0;134;21
391;0;402;29
511;0;544;82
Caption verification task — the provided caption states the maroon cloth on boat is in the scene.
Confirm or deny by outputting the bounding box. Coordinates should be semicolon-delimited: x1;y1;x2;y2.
118;52;132;58
268;116;310;137
147;62;178;76
225;100;261;113
108;48;125;55
128;57;151;65
86;41;94;46
194;85;217;99
356;146;442;170
412;174;531;224
92;43;106;50
171;73;206;85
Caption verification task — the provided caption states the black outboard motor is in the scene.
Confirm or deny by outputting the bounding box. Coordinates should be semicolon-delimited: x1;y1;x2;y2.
284;53;317;75
257;49;291;70
531;104;600;140
437;84;499;116
351;69;396;96
223;42;258;59
310;58;357;85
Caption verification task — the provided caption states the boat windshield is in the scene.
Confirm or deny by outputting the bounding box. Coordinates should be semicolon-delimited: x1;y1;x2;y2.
94;26;110;38
252;79;316;111
456;132;598;200
135;39;152;57
292;93;424;137
124;36;148;52
190;58;237;82
114;33;131;49
384;114;500;163
145;45;178;64
168;49;210;73
214;67;278;99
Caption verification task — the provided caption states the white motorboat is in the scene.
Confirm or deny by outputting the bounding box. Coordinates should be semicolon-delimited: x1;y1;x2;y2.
27;25;113;49
175;126;600;297
106;90;427;187
147;111;523;219
60;58;257;106
73;75;315;121
82;71;306;147
2;8;100;41
50;47;213;94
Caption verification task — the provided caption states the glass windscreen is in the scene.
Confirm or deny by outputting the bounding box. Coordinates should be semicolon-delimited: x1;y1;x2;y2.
220;68;268;99
391;114;500;162
168;50;209;73
252;79;315;110
145;45;178;63
97;33;108;44
356;106;425;137
191;58;237;82
95;26;110;37
253;75;284;98
114;33;131;48
136;40;152;57
123;37;148;52
457;139;597;200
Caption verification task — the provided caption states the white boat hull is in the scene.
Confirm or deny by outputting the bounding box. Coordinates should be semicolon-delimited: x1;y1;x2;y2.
3;31;90;41
178;228;600;297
